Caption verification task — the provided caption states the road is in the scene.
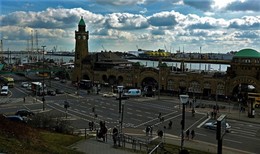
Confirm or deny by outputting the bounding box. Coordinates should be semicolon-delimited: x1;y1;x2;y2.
0;80;259;153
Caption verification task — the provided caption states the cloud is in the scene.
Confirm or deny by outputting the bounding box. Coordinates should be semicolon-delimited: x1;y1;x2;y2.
148;11;181;27
226;0;260;12
104;13;149;30
0;7;104;29
228;16;260;29
234;31;260;39
151;29;165;35
183;0;214;11
94;0;146;6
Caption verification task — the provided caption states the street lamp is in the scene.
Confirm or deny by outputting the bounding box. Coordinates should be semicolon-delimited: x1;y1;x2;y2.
117;85;124;146
42;45;46;111
179;94;189;150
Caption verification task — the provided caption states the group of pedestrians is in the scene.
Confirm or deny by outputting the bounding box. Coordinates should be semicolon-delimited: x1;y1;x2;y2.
186;129;195;140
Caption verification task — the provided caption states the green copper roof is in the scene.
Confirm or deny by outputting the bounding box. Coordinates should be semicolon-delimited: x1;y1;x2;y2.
234;49;260;58
78;17;85;26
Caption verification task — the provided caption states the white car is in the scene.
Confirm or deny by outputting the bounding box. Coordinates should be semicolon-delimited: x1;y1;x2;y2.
102;92;117;97
21;82;29;88
204;121;231;132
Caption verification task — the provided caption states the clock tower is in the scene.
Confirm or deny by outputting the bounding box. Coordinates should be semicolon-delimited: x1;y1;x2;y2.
73;17;89;82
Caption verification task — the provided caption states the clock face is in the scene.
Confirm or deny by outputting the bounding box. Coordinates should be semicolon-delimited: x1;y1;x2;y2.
78;35;81;39
83;36;86;40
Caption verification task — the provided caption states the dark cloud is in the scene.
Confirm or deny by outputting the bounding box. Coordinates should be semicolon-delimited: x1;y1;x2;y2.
226;0;260;12
234;31;259;39
188;23;216;29
151;29;165;35
148;15;178;26
183;0;213;11
229;21;260;30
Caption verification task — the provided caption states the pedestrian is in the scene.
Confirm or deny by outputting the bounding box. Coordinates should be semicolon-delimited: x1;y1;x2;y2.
146;126;150;136
150;126;153;136
23;97;25;103
191;130;195;140
112;126;118;146
168;120;172;129
186;129;190;140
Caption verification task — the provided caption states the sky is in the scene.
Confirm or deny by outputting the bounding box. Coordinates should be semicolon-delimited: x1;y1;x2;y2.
0;0;259;53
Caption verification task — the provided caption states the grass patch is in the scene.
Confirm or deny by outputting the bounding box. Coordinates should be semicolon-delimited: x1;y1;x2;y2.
0;131;84;154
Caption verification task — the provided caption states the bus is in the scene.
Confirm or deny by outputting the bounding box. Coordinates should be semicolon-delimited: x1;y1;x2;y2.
0;76;15;88
79;79;93;90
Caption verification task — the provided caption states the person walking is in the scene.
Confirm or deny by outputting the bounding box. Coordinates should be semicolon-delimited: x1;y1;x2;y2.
186;129;190;140
112;126;118;146
191;130;195;140
168;120;172;129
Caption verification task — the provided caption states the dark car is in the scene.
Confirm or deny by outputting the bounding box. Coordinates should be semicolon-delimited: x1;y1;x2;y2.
15;109;35;117
56;89;65;94
47;89;56;96
6;115;25;123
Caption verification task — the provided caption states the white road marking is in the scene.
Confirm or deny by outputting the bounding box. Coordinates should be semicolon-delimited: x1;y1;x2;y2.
109;108;114;111
224;139;242;144
197;116;211;128
136;114;142;117
131;118;142;122
134;111;180;128
127;112;133;115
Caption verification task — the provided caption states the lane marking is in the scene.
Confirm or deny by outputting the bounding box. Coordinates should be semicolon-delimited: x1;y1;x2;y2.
134;111;180;128
197;116;211;128
224;139;242;144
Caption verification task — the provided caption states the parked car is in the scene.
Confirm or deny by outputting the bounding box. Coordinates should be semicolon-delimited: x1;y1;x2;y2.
204;121;231;132
103;92;117;97
60;79;66;83
6;115;25;123
47;89;56;96
56;89;65;94
15;109;35;117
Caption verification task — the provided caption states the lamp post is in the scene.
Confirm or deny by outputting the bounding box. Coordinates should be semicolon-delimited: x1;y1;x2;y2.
179;94;189;150
117;85;124;146
42;45;46;111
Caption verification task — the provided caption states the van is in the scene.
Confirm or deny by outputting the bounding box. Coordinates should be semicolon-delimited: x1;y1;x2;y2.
124;89;141;97
1;86;9;96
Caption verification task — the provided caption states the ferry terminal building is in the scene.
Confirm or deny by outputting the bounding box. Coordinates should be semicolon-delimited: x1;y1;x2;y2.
72;18;260;116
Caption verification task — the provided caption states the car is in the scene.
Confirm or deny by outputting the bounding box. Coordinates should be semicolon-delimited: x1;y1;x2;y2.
204;121;231;132
54;77;60;81
15;109;35;117
26;84;32;90
47;89;56;96
21;82;29;88
56;89;65;94
60;79;67;83
103;92;117;97
6;115;25;123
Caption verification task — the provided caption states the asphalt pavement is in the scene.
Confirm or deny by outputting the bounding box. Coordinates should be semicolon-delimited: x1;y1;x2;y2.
3;94;259;154
69;95;259;154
